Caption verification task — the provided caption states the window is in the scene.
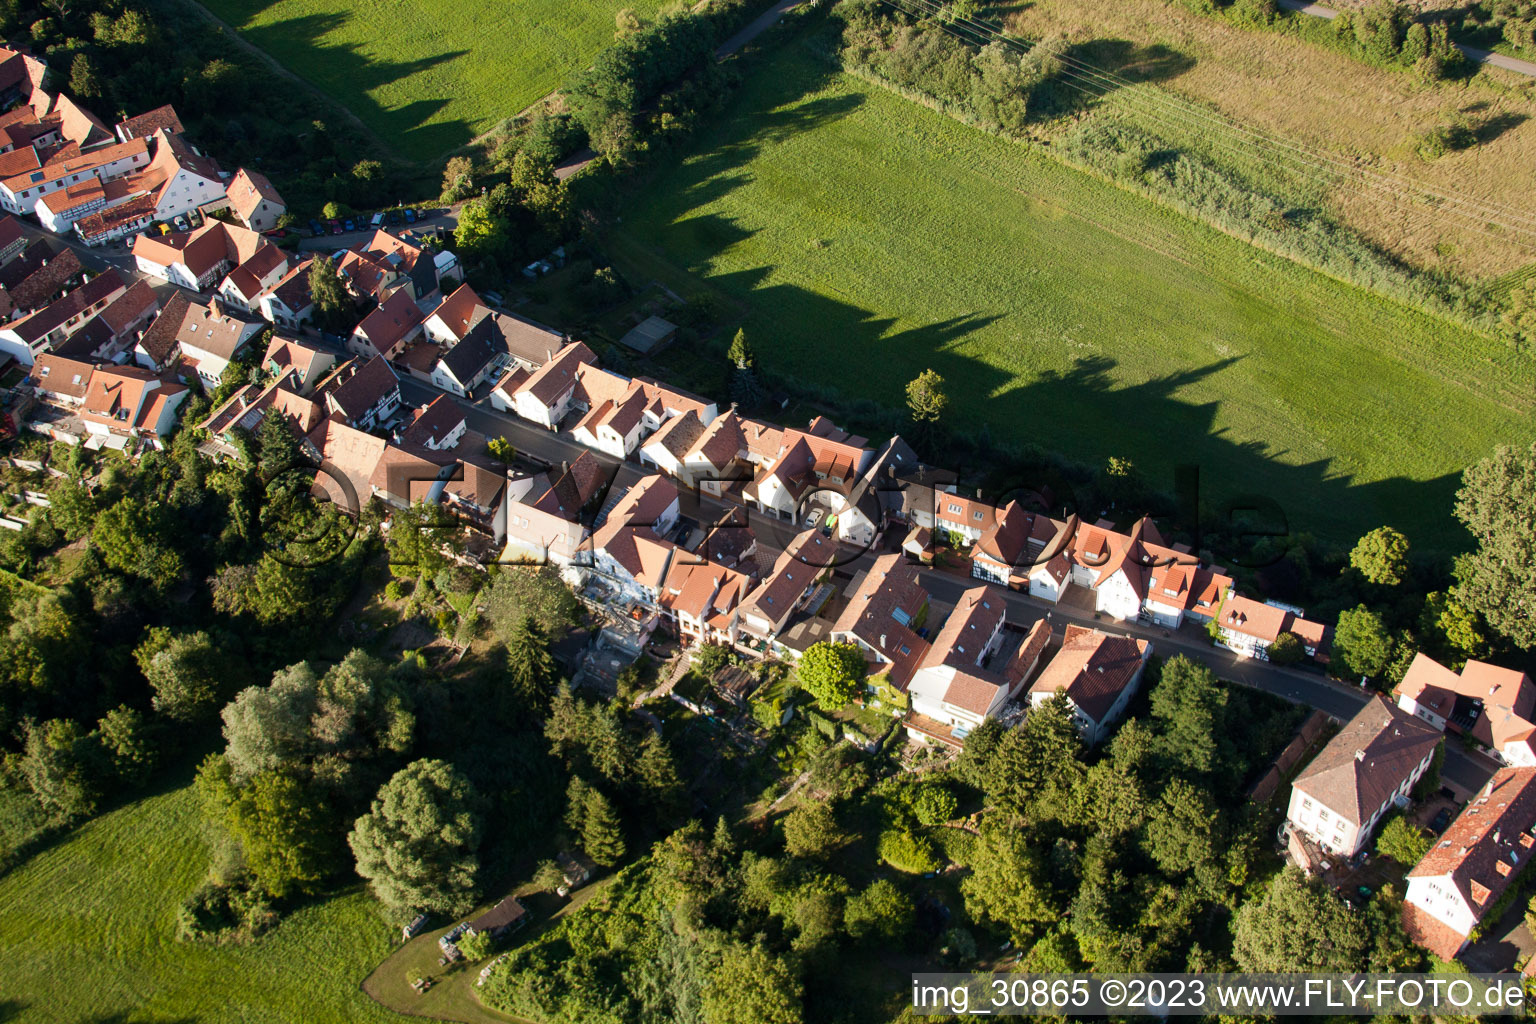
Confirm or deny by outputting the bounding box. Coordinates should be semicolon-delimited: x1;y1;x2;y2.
1319;809;1329;821
948;503;961;514
973;511;983;520
1302;798;1313;809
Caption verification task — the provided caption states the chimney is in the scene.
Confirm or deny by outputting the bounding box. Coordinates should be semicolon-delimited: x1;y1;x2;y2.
1354;750;1365;762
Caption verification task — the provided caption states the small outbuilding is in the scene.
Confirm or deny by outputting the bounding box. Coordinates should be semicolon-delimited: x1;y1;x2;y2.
469;895;528;940
617;315;677;354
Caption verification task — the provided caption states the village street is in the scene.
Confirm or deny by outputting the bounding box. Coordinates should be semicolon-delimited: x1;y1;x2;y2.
388;376;1502;797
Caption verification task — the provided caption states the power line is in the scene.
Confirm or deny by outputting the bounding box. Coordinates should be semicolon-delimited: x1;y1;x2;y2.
875;0;1536;249
893;0;1536;230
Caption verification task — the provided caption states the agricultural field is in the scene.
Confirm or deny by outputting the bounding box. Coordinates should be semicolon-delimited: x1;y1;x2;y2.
199;0;666;161
999;0;1536;280
614;45;1536;552
0;781;407;1024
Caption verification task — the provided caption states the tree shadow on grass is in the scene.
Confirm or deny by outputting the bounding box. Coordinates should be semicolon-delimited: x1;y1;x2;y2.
601;31;1476;553
233;11;474;158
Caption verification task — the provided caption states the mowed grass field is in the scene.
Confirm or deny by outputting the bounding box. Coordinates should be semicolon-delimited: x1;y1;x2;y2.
200;0;666;160
0;782;408;1024
614;46;1536;551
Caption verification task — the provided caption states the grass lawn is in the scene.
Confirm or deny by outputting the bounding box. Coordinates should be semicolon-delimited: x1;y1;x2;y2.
612;42;1536;552
0;781;408;1024
200;0;667;161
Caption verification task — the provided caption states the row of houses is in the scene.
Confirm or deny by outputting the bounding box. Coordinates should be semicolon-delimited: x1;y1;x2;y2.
485;336;1332;666
0;55;286;245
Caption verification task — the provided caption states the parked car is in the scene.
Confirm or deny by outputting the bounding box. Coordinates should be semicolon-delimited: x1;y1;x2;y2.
1431;807;1453;833
329;219;344;235
403;208;417;224
308;219;326;237
343;218;357;232
805;508;824;528
386;208;402;225
370;211;385;229
172;215;189;232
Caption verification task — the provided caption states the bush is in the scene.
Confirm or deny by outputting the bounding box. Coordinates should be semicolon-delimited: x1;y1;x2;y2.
176;876;277;944
878;829;940;874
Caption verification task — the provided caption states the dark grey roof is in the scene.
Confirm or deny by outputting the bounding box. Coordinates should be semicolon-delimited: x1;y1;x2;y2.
436;316;499;385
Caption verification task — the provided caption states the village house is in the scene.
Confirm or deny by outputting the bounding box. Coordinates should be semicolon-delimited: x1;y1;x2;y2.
578;474;681;605
0;214;25;264
658;559;753;648
262;334;335;395
639;409;707;484
113;104;183;143
1401;767;1536;963
430;314;502;397
566;366;718;461
216;243;290;313
1287;695;1442;859
200;377;324;451
1215;590;1330;663
500;452;607;566
1027;625;1152;746
422;282;490;345
1394;654;1536;767
50;277;159;363
77;363;188;449
741;417;874;531
400;395;467;452
829;553;931;694
27;352;95;406
257;258;316;329
737;530;836;652
679;411;753;498
1;241;84;317
303;414;389;511
133;220;264;291
0;268;126;365
0;136;149;217
225;168;286;232
322;355;402;431
698;506;759;576
494;341;596;426
159;298;265;385
904;587;1051;747
349;288;425;360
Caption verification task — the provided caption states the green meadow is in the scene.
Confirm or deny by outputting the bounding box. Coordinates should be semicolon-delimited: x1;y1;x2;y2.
200;0;665;160
614;45;1536;551
0;782;407;1024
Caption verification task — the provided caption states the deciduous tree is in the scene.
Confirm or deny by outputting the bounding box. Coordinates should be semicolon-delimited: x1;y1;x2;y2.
782;799;845;859
1454;443;1536;648
1349;526;1410;585
348;758;483;915
796;640;867;710
1333;605;1393;680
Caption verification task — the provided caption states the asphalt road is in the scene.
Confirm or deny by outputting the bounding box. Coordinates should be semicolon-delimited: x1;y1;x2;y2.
390;374;1503;796
1275;0;1536;77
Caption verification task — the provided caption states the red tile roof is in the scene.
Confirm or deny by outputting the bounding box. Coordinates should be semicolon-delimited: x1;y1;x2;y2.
226;167;284;222
1406;767;1536;958
1028;624;1148;725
